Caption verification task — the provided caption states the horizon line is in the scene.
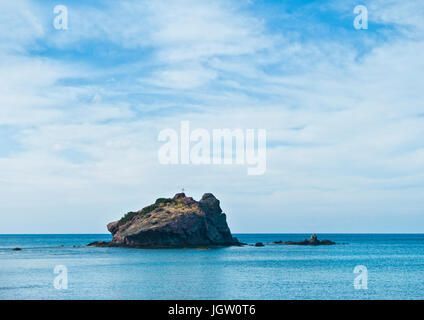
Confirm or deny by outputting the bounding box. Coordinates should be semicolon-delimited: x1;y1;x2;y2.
1;232;424;235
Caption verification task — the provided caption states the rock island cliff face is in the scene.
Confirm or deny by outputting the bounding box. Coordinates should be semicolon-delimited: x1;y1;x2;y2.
89;193;240;248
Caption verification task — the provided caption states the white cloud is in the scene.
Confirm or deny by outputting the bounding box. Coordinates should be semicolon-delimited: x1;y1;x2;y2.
0;0;423;233
0;1;45;53
148;63;218;89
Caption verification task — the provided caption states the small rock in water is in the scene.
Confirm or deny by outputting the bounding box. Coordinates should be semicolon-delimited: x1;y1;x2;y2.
284;234;336;246
255;242;265;247
87;241;109;247
271;240;283;244
12;247;22;251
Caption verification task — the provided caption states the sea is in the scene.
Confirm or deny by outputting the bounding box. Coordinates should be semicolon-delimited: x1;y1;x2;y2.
1;234;424;300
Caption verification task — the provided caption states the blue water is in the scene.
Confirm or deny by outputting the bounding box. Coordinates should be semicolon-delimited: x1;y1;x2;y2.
1;234;424;300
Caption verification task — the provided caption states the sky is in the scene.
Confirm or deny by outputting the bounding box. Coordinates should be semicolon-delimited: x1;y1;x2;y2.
0;0;423;234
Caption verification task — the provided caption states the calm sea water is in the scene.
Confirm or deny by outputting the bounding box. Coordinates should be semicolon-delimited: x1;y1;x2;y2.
1;234;424;300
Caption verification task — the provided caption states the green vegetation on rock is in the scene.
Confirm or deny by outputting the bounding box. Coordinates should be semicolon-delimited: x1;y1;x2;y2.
117;198;175;226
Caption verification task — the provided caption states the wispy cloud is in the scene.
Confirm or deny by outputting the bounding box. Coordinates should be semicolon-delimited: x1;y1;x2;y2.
0;0;423;233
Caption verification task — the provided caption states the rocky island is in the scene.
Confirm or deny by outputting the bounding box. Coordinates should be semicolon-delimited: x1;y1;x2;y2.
284;234;336;246
88;193;241;248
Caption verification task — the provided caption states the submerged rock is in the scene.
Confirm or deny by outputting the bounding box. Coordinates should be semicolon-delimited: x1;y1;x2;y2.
88;193;241;248
284;234;336;246
87;241;109;247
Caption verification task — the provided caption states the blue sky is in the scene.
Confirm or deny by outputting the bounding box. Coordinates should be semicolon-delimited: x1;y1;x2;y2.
0;0;423;233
